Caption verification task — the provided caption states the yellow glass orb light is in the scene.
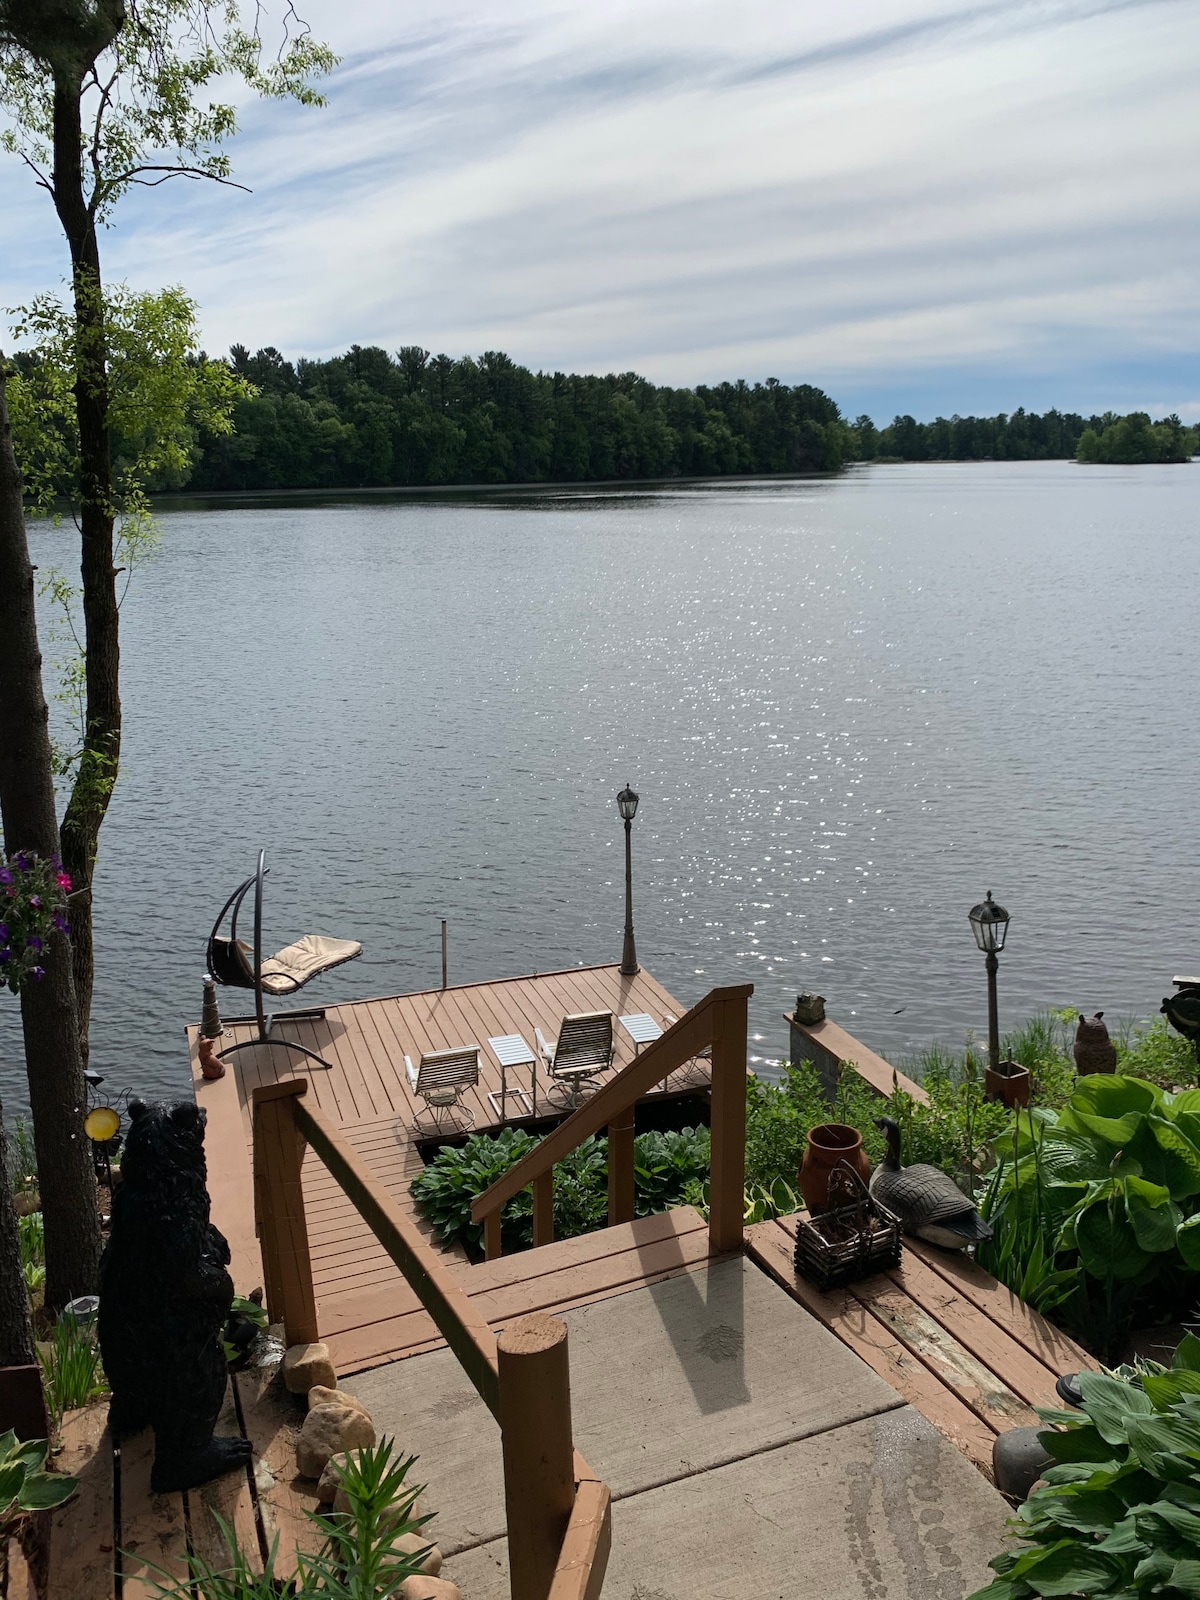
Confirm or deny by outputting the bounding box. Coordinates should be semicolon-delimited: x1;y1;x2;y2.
84;1105;120;1142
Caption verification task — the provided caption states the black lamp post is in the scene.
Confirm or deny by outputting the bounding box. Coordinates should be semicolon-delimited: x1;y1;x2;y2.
617;785;639;976
968;891;1011;1074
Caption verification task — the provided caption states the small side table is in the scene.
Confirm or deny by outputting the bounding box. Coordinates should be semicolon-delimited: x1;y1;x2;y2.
619;1013;663;1053
487;1033;537;1122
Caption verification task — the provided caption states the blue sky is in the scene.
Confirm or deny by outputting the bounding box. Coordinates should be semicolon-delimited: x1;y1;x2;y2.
2;0;1198;422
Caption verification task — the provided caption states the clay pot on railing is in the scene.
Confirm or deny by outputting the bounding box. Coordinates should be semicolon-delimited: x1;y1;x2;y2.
799;1122;872;1214
985;1059;1031;1109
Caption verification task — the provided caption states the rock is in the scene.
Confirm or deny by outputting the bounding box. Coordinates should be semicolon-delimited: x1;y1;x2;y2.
283;1342;337;1395
992;1426;1053;1502
393;1532;442;1577
398;1580;461;1600
307;1384;369;1416
295;1403;376;1479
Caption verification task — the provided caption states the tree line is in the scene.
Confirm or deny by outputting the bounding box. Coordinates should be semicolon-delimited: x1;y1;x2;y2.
176;347;1197;491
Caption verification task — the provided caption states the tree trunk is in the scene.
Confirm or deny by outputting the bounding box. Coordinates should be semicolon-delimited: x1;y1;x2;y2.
0;356;102;1309
51;69;121;1065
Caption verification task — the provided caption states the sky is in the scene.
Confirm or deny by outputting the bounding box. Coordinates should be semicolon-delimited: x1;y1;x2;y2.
2;0;1198;422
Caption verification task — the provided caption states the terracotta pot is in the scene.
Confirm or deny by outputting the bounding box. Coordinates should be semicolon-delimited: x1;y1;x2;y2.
799;1122;872;1214
985;1059;1031;1109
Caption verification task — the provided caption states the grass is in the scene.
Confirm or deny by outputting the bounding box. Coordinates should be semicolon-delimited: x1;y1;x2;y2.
37;1315;107;1430
7;1114;38;1199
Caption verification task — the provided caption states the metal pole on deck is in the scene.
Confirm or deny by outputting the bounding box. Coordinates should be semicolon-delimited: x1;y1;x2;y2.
442;919;448;990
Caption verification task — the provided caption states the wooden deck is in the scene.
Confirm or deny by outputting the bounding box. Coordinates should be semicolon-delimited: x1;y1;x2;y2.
747;1213;1099;1480
192;962;714;1370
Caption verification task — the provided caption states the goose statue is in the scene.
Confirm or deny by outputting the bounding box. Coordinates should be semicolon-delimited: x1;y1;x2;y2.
870;1117;992;1250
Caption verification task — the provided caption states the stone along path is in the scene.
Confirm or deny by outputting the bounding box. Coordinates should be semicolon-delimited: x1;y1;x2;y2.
347;1256;1012;1599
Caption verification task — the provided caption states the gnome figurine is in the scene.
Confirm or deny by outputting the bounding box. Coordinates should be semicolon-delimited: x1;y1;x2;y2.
1073;1011;1117;1076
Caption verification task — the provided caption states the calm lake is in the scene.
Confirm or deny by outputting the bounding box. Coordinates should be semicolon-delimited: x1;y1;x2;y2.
2;460;1196;1113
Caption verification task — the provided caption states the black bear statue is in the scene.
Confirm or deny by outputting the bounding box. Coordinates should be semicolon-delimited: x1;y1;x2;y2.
98;1099;252;1492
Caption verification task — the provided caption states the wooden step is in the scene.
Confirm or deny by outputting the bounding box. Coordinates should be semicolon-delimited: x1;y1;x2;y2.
746;1214;1098;1481
327;1206;716;1375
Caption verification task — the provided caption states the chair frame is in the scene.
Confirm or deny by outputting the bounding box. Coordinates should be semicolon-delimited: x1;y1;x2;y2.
536;1011;615;1109
405;1047;480;1131
207;849;336;1071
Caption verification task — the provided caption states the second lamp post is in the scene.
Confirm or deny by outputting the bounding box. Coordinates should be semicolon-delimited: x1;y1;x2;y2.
618;785;639;976
968;890;1011;1073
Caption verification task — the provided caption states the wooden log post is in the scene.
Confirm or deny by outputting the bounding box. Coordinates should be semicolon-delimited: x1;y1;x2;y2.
708;991;748;1254
606;1110;636;1227
498;1313;576;1600
533;1171;554;1248
484;1209;503;1262
252;1081;318;1346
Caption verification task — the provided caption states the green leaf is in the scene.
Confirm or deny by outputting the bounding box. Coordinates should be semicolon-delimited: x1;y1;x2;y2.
1124;1176;1182;1252
1066;1109;1146;1147
0;1430;16;1462
1141;1371;1200;1411
1176;1335;1200;1372
1075;1202;1154;1281
0;1462;26;1504
1022;1540;1125;1595
1078;1372;1153;1444
1177;1216;1200;1269
1094;1516;1148;1554
17;1470;77;1510
1041;1425;1120;1464
1172;1559;1200;1597
966;1581;1027;1600
1071;1076;1159;1119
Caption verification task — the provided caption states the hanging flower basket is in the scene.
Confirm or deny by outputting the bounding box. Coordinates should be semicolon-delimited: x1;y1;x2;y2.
0;850;71;994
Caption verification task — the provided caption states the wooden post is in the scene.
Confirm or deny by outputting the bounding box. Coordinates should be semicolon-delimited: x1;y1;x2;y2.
441;918;448;990
708;992;747;1254
498;1313;576;1600
533;1171;554;1248
606;1111;636;1227
484;1209;502;1262
252;1081;319;1346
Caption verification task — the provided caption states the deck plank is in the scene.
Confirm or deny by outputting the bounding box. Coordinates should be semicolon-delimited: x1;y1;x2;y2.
186;1385;261;1577
47;1405;115;1600
115;1427;189;1600
233;1366;322;1583
745;1219;998;1477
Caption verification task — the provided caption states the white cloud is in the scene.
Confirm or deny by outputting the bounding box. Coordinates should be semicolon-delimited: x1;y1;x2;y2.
2;0;1197;417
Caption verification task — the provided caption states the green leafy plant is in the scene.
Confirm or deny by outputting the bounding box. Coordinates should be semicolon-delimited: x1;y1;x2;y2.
0;1432;78;1539
148;1439;431;1599
18;1211;45;1299
978;1113;1081;1317
411;1125;713;1258
38;1315;107;1429
986;1075;1200;1358
410;1127;539;1256
7;1115;37;1199
969;1350;1200;1599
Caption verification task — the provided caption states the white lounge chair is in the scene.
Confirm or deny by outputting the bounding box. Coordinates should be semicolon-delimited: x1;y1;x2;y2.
535;1011;615;1108
405;1046;480;1130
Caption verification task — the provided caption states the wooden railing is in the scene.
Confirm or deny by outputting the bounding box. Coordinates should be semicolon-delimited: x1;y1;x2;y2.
252;1080;610;1600
471;984;753;1260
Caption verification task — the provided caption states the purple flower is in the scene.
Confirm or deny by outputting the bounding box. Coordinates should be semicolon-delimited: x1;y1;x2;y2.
30;966;44;981
0;869;11;885
53;914;68;933
0;951;9;965
0;922;7;943
29;895;42;909
25;935;43;952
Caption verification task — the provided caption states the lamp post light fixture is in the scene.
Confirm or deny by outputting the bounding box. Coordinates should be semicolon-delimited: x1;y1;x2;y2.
968;890;1011;1074
617;785;639;977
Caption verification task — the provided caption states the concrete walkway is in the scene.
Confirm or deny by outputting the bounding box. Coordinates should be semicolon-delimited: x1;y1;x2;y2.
351;1257;1011;1599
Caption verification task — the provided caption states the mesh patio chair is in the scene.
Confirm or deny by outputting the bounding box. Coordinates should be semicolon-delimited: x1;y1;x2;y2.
535;1011;615;1108
206;850;362;1070
404;1047;481;1130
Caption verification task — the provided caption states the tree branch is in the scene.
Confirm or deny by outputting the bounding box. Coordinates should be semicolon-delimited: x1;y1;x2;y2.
100;164;253;194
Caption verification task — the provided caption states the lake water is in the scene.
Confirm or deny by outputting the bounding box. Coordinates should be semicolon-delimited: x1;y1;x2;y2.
2;461;1196;1113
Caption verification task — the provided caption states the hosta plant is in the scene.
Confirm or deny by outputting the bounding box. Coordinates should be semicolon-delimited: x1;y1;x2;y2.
986;1078;1200;1358
970;1346;1200;1599
0;1433;78;1538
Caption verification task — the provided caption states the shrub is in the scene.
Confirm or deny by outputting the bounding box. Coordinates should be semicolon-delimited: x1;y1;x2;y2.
969;1353;1200;1599
410;1125;712;1257
38;1315;107;1429
0;1432;77;1541
18;1211;44;1299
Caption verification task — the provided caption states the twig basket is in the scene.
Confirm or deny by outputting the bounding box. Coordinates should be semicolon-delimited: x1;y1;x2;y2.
792;1163;903;1290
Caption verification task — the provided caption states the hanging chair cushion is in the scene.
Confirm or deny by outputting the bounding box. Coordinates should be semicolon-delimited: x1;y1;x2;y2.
258;935;363;996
